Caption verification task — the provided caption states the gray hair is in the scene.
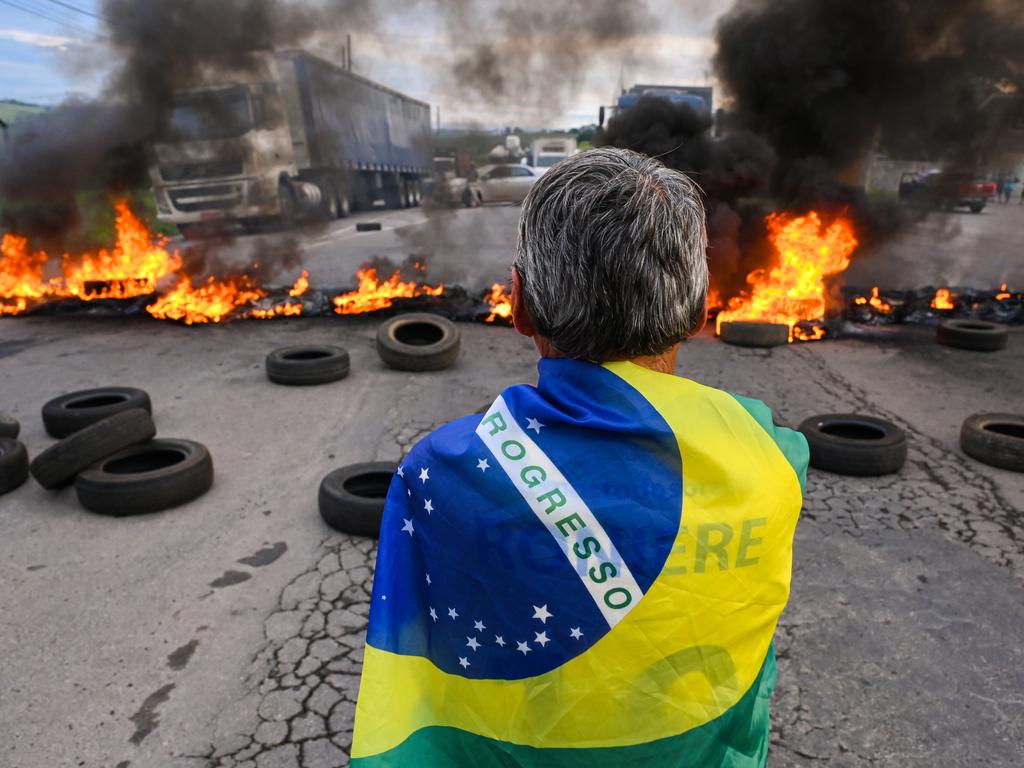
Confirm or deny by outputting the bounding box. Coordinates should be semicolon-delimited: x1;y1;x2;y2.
514;147;708;361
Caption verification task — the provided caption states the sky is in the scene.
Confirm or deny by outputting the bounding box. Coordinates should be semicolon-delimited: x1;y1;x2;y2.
0;0;732;128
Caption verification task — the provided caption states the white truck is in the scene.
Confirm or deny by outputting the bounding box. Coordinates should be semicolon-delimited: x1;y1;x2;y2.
527;136;577;172
149;50;432;237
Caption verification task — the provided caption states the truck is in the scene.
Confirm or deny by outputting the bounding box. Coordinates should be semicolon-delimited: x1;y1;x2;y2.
527;136;577;171
898;170;997;213
148;50;432;237
600;84;713;126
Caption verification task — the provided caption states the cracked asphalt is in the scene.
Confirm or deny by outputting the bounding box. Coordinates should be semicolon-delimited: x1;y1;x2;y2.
1;313;1022;768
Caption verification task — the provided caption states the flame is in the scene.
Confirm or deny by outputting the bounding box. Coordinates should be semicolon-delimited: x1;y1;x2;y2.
996;283;1010;301
288;270;310;298
706;289;723;312
146;275;266;325
716;211;859;342
854;286;892;313
483;282;512;323
931;288;955;310
333;267;444;315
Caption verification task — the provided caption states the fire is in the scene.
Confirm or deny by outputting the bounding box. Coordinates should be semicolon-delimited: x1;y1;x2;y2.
147;275;266;325
483;283;512;323
996;283;1010;301
854;286;892;313
716;211;859;342
288;270;310;298
333;267;443;315
931;288;955;310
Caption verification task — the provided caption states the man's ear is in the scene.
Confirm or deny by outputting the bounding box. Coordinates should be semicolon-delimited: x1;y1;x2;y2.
510;268;536;338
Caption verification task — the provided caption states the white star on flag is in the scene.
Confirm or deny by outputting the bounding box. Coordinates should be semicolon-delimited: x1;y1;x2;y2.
402;519;415;536
477;458;490;472
495;635;506;647
448;607;459;620
466;637;480;651
424;499;433;514
419;467;429;482
570;627;583;640
425;573;432;585
396;466;404;478
526;417;544;434
473;619;486;631
429;607;438;621
532;604;553;623
516;641;532;655
459;656;470;669
534;631;550;647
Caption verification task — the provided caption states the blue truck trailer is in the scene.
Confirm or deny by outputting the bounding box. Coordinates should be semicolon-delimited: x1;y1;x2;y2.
149;50;432;236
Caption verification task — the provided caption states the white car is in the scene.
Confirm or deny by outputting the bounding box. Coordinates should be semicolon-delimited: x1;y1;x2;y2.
473;164;542;204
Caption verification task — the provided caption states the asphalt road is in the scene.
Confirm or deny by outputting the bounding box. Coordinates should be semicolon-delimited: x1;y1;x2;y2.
1;202;1023;768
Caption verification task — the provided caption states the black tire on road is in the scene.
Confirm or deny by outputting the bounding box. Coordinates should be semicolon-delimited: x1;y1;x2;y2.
936;319;1008;352
719;321;790;348
376;313;460;372
265;346;350;386
30;408;156;490
42;387;152;438
356;222;382;232
960;413;1024;473
0;413;19;439
0;438;29;496
319;462;398;538
75;438;214;516
798;414;908;476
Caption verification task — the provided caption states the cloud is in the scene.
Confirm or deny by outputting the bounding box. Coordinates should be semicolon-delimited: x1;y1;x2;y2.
0;28;82;49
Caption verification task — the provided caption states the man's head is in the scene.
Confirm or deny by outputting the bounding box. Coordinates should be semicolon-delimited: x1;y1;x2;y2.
512;147;708;362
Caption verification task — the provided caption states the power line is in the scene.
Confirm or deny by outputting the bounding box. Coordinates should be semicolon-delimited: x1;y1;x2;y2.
40;0;105;20
0;0;97;37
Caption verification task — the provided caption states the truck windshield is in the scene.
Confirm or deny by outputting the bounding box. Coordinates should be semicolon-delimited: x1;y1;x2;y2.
166;86;253;141
536;155;564;167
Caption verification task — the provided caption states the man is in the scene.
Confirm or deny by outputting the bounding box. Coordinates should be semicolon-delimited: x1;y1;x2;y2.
352;148;808;767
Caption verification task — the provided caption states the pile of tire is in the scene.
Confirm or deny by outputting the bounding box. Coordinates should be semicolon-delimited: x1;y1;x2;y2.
9;386;214;515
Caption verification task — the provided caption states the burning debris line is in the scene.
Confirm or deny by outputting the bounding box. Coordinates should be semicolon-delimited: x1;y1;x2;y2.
0;200;512;325
843;284;1023;327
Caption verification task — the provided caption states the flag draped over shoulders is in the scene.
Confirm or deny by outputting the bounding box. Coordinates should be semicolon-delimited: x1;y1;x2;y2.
352;358;808;767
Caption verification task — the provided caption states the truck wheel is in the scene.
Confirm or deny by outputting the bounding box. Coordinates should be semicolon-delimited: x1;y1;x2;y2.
936;320;1008;352
970;203;985;213
319;179;340;220
960;413;1024;472
798;414;908;476
278;180;297;228
411;181;421;207
265;346;350;386
719;321;790;348
0;438;29;496
42;386;152;438
376;313;460;372
318;462;397;537
74;438;214;516
0;413;19;439
30;409;156;490
338;189;351;218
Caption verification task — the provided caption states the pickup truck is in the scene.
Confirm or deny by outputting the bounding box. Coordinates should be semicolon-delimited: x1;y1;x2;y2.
898;171;997;213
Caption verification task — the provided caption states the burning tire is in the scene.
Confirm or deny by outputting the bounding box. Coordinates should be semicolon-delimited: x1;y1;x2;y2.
74;438;214;516
356;222;382;232
30;409;156;490
0;439;29;496
376;313;460;372
719;321;790;348
0;413;19;439
960;413;1024;473
265;346;350;386
798;414;908;476
936;319;1008;352
318;462;397;538
42;387;152;438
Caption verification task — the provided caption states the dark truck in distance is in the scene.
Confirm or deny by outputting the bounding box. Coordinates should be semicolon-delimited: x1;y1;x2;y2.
149;50;431;237
898;170;997;213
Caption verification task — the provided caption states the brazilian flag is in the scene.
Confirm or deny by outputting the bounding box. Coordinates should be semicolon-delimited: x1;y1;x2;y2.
352;358;808;767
